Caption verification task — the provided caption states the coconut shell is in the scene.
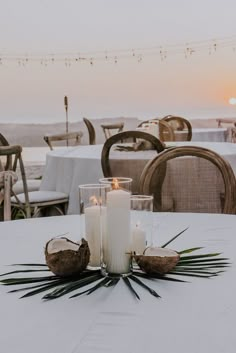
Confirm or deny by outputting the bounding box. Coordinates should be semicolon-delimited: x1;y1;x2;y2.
134;247;180;275
45;237;90;277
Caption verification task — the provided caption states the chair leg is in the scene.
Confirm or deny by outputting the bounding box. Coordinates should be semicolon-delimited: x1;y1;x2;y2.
4;172;12;221
32;204;66;218
11;207;27;220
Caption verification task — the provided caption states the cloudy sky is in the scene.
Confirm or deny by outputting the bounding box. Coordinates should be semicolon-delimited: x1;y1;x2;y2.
0;0;236;123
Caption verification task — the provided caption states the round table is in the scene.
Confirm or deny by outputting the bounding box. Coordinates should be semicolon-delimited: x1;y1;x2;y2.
0;213;235;353
176;127;229;142
40;142;236;214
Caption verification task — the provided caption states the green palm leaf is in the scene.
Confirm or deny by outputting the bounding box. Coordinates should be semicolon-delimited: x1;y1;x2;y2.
123;277;140;300
0;269;49;277
129;275;160;298
0;227;230;301
161;227;189;248
178;247;203;254
43;274;102;299
21;280;70;298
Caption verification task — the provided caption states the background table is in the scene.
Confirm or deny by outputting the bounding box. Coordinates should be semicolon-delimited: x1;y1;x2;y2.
0;213;235;353
175;127;229;142
40;142;236;214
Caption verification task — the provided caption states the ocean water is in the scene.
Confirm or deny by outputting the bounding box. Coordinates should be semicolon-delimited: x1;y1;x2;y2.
1;105;235;124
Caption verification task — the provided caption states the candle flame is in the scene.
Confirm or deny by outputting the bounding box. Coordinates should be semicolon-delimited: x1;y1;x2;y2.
90;196;98;205
112;178;119;190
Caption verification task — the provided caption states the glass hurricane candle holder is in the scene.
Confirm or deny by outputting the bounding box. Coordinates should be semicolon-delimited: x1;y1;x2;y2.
130;195;153;255
79;184;110;268
99;177;132;277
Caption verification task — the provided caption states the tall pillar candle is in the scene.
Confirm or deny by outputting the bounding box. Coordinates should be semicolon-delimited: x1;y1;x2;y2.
105;189;131;274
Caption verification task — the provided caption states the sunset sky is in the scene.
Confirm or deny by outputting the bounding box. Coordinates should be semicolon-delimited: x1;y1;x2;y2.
1;0;236;123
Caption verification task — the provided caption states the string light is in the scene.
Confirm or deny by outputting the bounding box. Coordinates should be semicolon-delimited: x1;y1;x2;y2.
0;35;235;66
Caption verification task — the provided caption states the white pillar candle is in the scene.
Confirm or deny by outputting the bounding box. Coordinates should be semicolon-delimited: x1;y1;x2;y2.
105;188;131;274
85;205;106;267
132;224;146;254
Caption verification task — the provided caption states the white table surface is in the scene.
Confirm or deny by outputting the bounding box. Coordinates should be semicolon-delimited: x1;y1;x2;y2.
0;213;235;353
20;147;67;179
40;142;236;214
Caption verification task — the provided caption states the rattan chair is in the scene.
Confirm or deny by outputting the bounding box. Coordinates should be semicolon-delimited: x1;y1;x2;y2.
138;119;175;142
83;118;96;145
161;115;192;141
44;131;83;150
101;122;124;140
101;130;165;194
140;146;236;214
0;145;68;218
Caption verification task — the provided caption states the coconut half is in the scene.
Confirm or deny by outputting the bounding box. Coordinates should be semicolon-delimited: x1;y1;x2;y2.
45;237;90;277
133;247;180;275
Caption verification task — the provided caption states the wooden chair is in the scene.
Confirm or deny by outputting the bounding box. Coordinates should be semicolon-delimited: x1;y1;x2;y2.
101;130;165;194
140;146;236;214
0;171;18;221
0;145;69;218
0;132;41;194
101;122;124;140
0;133;11;170
44;131;83;150
83;118;96;145
216;118;236;128
161;115;192;141
138;119;175;142
216;119;236;142
0;133;9;146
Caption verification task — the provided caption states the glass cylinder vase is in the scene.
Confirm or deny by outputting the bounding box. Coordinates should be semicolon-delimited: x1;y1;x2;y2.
130;195;153;255
78;184;110;268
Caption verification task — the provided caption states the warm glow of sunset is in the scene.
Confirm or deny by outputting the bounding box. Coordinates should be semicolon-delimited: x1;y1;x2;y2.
1;1;236;122
229;98;236;105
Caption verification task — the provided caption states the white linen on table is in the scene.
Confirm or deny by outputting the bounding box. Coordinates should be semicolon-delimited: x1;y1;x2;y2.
0;213;235;353
192;128;228;142
173;128;228;142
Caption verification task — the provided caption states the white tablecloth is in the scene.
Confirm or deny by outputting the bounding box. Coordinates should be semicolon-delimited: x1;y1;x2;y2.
191;128;228;142
40;142;236;214
174;127;228;142
0;213;235;353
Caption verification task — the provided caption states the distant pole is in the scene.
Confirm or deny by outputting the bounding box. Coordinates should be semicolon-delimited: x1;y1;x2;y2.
64;95;68;146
